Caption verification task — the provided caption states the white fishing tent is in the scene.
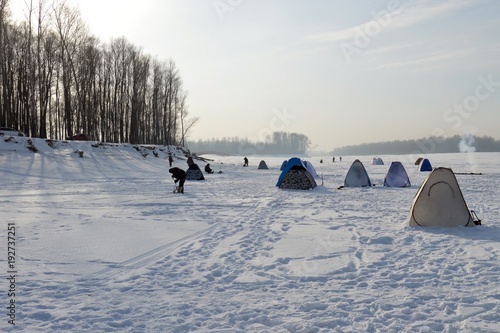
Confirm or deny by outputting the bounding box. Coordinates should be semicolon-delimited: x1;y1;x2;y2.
344;159;372;187
408;167;477;227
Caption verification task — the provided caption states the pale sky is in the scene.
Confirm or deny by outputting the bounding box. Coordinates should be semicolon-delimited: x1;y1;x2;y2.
11;0;500;151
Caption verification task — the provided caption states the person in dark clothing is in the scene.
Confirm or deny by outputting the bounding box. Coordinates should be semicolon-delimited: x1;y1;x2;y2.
168;155;174;167
169;167;186;193
204;163;214;174
243;157;249;167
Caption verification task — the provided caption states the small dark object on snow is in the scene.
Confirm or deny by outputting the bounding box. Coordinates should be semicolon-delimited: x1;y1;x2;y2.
205;163;214;174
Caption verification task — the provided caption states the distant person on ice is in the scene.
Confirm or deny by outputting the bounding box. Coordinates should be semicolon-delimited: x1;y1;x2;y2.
168;154;174;167
205;163;214;174
243;157;249;167
169;167;186;193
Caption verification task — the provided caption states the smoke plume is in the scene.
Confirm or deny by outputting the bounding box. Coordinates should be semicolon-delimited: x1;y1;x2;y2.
458;135;476;153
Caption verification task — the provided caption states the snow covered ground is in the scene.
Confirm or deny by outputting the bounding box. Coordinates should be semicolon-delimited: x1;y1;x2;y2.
1;137;500;332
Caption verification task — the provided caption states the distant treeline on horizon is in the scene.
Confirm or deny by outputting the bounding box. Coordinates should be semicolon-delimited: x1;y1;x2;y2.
187;131;311;156
331;135;500;156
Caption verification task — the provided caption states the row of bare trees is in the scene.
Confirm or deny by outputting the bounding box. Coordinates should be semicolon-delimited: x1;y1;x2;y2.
0;0;197;145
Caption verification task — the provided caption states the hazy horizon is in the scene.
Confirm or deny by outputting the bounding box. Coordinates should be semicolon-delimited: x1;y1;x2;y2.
10;0;500;150
184;133;499;156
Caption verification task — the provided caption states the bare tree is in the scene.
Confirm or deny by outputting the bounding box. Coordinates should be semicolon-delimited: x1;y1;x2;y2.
150;58;164;144
178;91;199;147
77;34;101;138
163;59;179;145
108;37;134;143
52;0;87;137
35;0;55;138
0;0;11;125
129;47;149;144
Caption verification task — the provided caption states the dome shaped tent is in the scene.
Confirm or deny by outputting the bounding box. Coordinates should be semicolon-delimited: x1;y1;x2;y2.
276;157;317;190
408;167;480;227
384;161;411;187
418;158;432;171
371;157;384;165
344;159;372;187
258;160;269;170
186;163;205;180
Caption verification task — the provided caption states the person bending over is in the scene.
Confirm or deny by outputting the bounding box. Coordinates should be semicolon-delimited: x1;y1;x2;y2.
169;167;187;193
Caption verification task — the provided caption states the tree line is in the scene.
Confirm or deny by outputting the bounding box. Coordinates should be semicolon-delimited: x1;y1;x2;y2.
332;135;500;155
0;0;197;145
187;131;312;156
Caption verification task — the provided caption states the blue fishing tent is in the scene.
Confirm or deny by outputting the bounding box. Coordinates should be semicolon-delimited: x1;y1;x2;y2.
276;157;317;190
418;158;432;172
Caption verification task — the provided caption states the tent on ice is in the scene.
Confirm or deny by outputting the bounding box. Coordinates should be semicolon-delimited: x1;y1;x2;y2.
408;167;480;227
303;161;319;178
344;159;372;187
371;157;384;165
418;158;432;171
276;157;317;190
384;161;411;187
414;157;423;165
258;160;269;170
186;163;205;180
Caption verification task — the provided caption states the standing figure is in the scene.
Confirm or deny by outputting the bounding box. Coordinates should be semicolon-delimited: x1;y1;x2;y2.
169;167;187;193
333;157;335;163
168;154;174;167
243;157;249;167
